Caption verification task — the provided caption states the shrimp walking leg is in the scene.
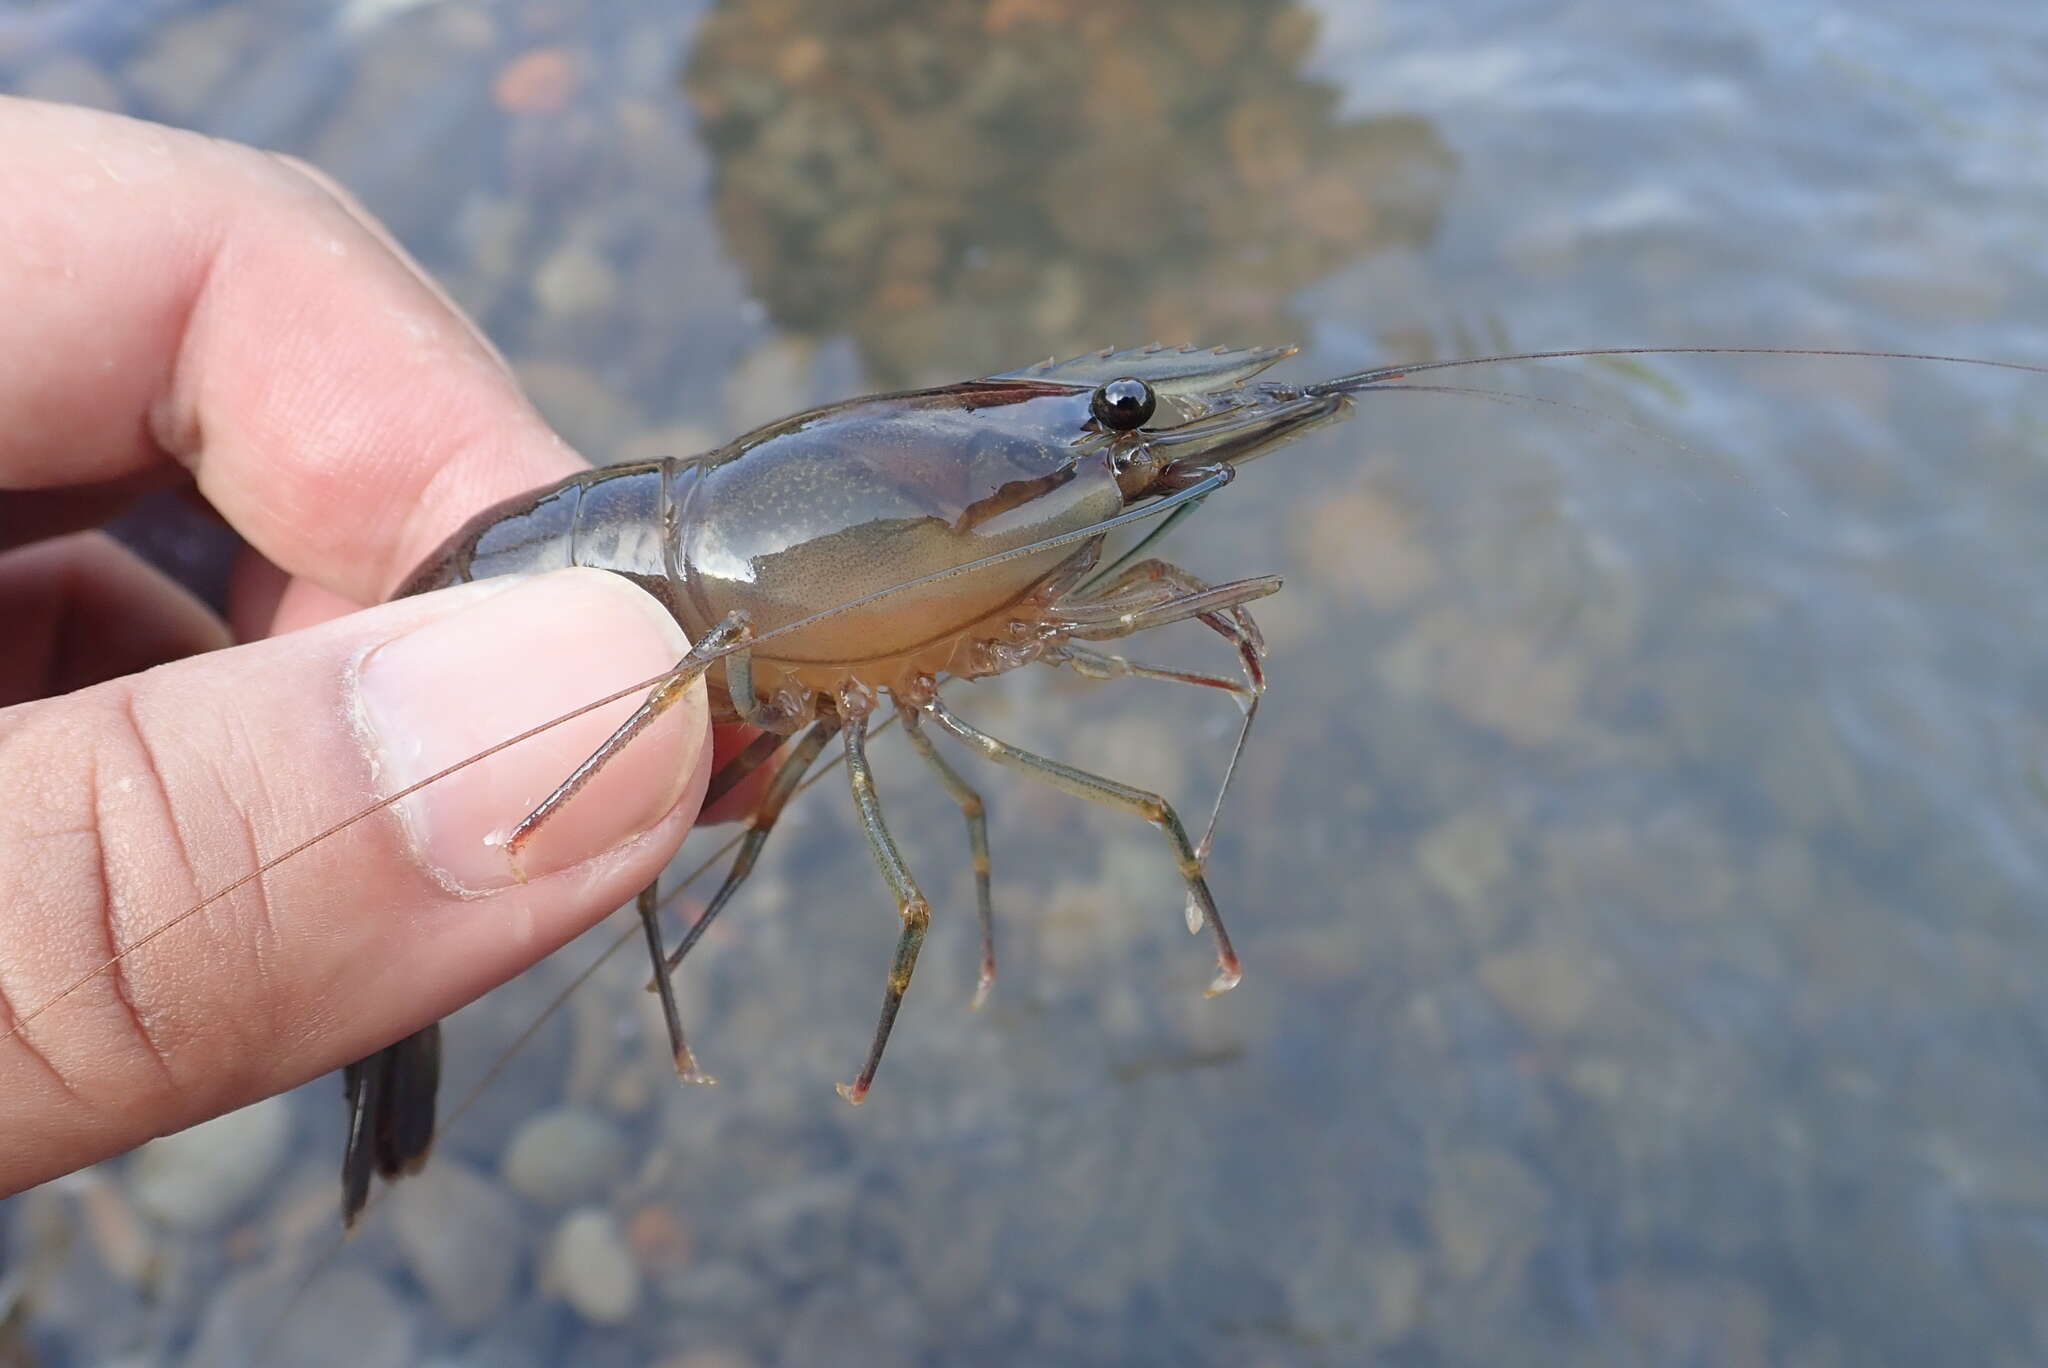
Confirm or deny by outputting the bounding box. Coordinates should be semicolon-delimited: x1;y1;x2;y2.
659;718;842;978
503;610;753;874
900;706;997;1009
1056;560;1272;877
920;694;1241;996
839;712;932;1104
1051;642;1263;875
724;650;816;733
496;610;751;1088
1055;572;1280;640
1072;559;1268;666
1051;645;1254;699
637;883;708;1083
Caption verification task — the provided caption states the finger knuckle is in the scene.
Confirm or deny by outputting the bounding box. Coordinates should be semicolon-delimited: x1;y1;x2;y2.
0;688;282;1117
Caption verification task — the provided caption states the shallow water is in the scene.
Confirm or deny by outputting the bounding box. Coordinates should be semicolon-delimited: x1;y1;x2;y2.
4;1;2047;1364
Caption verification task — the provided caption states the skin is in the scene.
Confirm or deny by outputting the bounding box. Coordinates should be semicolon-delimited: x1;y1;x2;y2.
0;97;749;1195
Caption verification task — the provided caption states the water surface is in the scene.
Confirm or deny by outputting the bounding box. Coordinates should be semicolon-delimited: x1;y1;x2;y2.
4;1;2046;1363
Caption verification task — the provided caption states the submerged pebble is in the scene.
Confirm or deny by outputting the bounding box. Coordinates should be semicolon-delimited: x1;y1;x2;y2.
388;1159;526;1330
502;1106;630;1207
186;1263;413;1368
545;1207;643;1325
128;1095;292;1232
532;239;621;319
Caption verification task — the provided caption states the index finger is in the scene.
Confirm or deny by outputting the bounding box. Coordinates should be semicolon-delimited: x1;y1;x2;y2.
0;96;582;604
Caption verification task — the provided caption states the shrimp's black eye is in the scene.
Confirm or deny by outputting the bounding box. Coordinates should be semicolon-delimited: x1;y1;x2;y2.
1091;377;1156;431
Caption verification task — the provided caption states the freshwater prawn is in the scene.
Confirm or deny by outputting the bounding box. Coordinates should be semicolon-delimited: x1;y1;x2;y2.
8;341;2043;1228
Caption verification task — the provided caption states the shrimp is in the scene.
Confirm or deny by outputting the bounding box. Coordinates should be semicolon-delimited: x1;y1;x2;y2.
340;340;2048;1225
7;344;2043;1231
342;341;1339;1223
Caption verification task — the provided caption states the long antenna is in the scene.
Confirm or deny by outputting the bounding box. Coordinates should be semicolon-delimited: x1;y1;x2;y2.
1304;346;2048;395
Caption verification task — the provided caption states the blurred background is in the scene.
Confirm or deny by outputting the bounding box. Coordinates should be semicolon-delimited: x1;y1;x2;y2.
3;1;2047;1364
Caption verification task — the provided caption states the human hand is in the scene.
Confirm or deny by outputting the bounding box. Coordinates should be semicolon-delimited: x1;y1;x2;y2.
0;98;715;1196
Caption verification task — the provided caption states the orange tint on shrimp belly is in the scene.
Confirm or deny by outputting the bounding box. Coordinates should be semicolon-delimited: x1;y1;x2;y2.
714;587;1076;720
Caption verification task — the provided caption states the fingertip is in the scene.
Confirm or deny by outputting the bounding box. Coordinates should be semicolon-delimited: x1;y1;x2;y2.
354;568;704;893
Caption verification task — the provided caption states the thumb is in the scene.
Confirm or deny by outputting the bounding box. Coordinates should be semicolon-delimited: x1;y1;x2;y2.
0;567;709;1194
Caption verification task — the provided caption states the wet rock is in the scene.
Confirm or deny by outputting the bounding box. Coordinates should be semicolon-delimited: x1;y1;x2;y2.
123;5;257;117
388;1158;526;1330
1427;1146;1550;1282
1379;614;1587;748
661;1255;774;1317
1563;1055;1630;1103
1068;713;1189;820
1608;1271;1772;1368
129;1095;293;1232
1925;1130;2048;1209
777;1277;925;1368
336;0;454;36
655;1350;756;1368
722;336;818;434
1415;812;1512;933
514;359;641;456
626;1203;692;1272
544;1208;642;1326
1296;481;1438;609
429;1298;565;1368
14;56;122;111
1972;1217;2048;1346
1363;1246;1426;1346
1751;697;1870;837
682;0;1455;385
266;1267;416;1368
494;47;580;115
188;1264;412;1368
533;240;621;319
1478;946;1603;1036
502;1106;629;1207
77;1175;155;1285
738;1174;860;1285
452;194;530;287
1291;1237;1427;1350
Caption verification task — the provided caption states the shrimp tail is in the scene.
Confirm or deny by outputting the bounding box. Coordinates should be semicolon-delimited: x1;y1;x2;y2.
339;1022;442;1229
